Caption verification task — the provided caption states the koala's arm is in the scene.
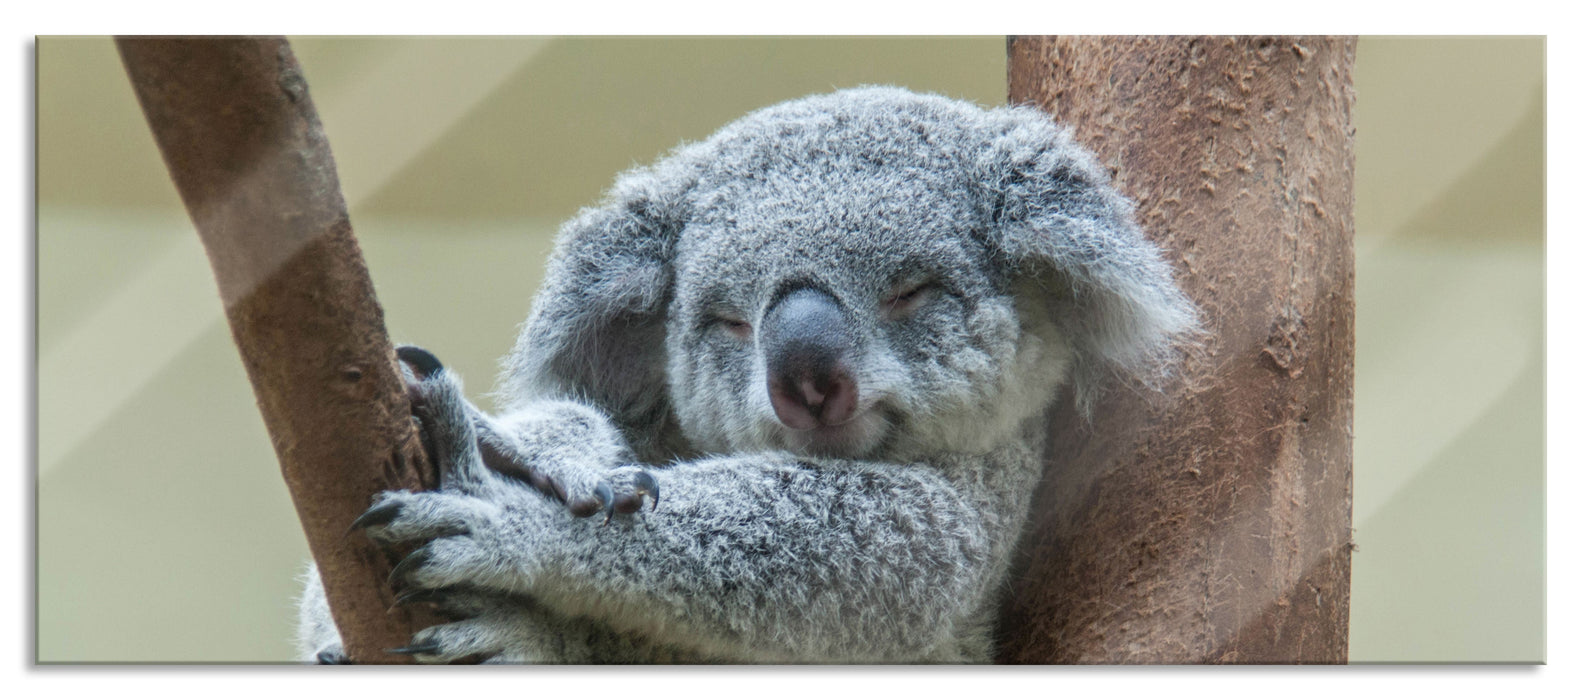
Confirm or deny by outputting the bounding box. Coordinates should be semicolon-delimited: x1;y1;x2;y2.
360;372;998;663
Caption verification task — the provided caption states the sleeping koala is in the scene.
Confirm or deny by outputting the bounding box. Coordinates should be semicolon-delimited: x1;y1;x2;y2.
298;86;1197;664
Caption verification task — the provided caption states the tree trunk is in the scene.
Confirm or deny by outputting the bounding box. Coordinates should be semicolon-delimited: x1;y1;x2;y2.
117;37;442;664
998;36;1355;664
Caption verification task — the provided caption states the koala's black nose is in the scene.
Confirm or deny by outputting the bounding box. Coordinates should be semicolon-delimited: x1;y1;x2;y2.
761;287;860;430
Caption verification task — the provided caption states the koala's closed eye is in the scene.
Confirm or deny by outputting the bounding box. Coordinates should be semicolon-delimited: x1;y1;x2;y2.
708;313;753;341
882;280;941;319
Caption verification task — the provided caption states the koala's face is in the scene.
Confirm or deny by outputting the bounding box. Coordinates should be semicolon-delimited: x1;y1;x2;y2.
510;88;1190;463
663;117;1051;459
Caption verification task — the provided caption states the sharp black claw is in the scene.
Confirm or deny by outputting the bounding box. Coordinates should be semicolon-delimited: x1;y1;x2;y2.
392;588;446;609
349;501;403;534
388;547;431;588
569;482;617;519
633;470;660;511
387;641;444;656
396;345;444;379
595;481;616;525
316;649;349;665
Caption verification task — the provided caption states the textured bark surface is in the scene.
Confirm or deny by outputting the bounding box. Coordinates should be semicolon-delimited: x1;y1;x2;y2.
118;37;441;664
998;36;1355;664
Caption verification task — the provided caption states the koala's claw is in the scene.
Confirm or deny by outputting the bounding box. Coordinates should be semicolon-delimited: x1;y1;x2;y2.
386;641;445;657
348;500;403;534
377;593;553;663
567;482;610;520
395;345;444;379
566;470;659;524
392;587;448;609
315;644;349;664
606;476;659;523
596;482;618;524
388;546;433;589
632;470;661;511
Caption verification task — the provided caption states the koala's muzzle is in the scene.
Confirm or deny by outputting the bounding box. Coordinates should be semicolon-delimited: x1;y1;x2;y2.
762;288;860;431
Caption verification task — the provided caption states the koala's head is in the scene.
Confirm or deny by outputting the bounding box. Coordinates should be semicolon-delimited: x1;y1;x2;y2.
504;87;1197;461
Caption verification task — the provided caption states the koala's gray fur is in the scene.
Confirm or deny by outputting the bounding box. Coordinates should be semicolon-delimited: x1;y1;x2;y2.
297;86;1196;664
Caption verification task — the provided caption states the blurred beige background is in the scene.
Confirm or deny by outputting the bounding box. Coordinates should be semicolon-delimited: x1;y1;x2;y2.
35;36;1543;663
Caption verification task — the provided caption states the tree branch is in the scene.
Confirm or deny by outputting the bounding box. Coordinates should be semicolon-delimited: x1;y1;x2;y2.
117;36;442;663
999;35;1356;664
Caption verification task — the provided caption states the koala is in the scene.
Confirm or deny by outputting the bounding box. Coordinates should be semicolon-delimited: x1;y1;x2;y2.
297;86;1196;664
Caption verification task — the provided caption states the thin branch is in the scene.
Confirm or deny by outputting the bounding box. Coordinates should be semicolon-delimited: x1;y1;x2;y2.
117;36;442;663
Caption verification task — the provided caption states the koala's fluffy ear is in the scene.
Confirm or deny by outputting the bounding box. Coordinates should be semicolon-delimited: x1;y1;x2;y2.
497;155;699;436
977;108;1199;413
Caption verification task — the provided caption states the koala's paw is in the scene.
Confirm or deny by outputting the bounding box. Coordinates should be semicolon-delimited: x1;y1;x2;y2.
351;490;515;593
474;419;573;504
387;591;581;664
395;345;492;489
476;418;659;524
569;466;660;525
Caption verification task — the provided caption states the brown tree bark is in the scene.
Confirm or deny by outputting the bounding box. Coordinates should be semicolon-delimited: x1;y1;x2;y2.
998;36;1355;664
117;37;442;663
